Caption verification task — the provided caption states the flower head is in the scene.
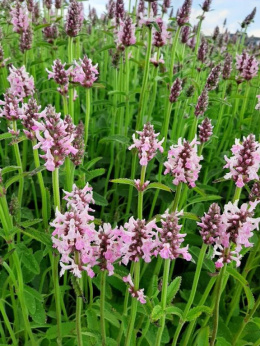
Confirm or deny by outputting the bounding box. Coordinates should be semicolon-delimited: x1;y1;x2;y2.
241;7;256;28
72;56;99;88
123;274;146;304
198;203;223;245
8;65;35;99
164;137;203;188
198;38;208;63
21;97;41;140
128;123;164;166
205;64;221;91
152;18;169;47
195;88;208;117
20;26;33;53
115;0;125;25
169;78;183;103
236;52;259;81
198;117;213;143
201;0;212;12
181;26;190;44
46;59;71;96
176;0;192;27
222;53;232;80
10;2;30;34
224;135;260;188
0;91;21;121
65;0;84;37
116;16;136;47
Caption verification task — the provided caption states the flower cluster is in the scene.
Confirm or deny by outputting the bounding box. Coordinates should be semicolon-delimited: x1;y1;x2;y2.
46;59;71;96
169;78;183;103
7;65;35;99
65;0;84;37
195;88;209;117
198;38;208;63
70;121;85;166
129;123;164;166
198;203;223;245
0;92;21;121
150;53;165;68
176;0;192;27
236;52;259;81
116;16;136;47
10;2;30;34
181;26;190;44
21;97;41;140
115;0;125;25
249;181;260;202
152;18;168;47
202;0;212;12
42;22;59;44
205;64;221;91
33;106;78;171
241;7;256;28
72;56;99;88
213;201;260;268
198;117;213;143
224;135;260;188
123;274;146;304
164;137;203;188
222;53;232;80
156;210;192;261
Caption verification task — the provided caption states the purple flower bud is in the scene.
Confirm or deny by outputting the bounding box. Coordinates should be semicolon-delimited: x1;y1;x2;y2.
198;117;213;143
32;1;40;24
151;1;157;16
181;26;190;43
197;38;208;63
195;88;208;117
169;78;182;103
249;181;260;202
0;91;21;121
241;7;256;28
201;0;212;12
55;0;62;9
106;0;115;19
10;2;30;34
198;203;222;245
44;0;52;10
65;0;84;37
42;21;59;44
117;16;136;47
26;0;34;12
46;59;70;95
137;0;145;16
19;26;33;53
21;97;41;140
71;121;85;166
212;26;219;41
176;0;192;27
205;64;221;91
115;0;125;25
222;53;232;80
162;0;171;14
152;18;168;47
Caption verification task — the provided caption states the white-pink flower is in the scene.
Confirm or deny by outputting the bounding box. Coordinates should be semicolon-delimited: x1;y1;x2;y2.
8;65;35;99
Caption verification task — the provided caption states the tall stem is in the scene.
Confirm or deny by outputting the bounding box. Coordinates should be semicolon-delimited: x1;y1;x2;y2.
68;37;74;122
85;88;91;147
100;271;106;346
172;243;208;346
12;121;23;217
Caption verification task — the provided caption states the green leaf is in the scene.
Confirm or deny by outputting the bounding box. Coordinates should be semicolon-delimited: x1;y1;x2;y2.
181;212;200;222
85;157;103;170
165;306;183;319
34;23;51;31
226;267;248;286
186;305;212;321
24;285;43;302
189;246;215;273
19;227;52;247
18;219;42;228
0;133;12;141
24;289;36;315
244;286;255;310
17;244;40;275
98;43;116;52
100;135;130;146
166;276;182;304
196;326;210;346
146;183;172;193
46;322;75;339
151;305;164;321
1;166;21;175
93;192;108;206
5;173;27;190
110;178;135;187
85;168;106;181
186;195;222;208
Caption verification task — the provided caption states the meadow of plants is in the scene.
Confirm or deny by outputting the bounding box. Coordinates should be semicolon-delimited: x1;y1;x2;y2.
0;0;260;344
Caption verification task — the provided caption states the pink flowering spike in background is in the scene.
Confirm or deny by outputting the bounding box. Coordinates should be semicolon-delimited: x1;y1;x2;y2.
157;209;192;261
224;135;260;188
152;18;169;48
21;97;41;140
33;106;78;171
169;78;183;103
10;2;30;34
65;0;84;37
72;56;99;88
46;59;71;96
0;91;21;121
164;137;203;188
116;16;136;48
176;0;192;27
128;123;164;166
236;52;259;81
198;203;223;245
195;88;209;117
205;64;222;91
7;65;35;99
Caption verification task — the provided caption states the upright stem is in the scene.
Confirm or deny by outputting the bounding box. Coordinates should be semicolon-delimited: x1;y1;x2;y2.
85;88;91;147
100;271;106;346
52;168;62;345
68;37;74;122
172;243;208;346
169;26;181;82
12;121;23;217
210;265;227;346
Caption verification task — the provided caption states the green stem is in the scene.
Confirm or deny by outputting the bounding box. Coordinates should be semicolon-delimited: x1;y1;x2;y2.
76;279;83;346
100;271;106;346
172;243;208;346
169;26;181;81
68;37;74;122
210;265;227;346
0;298;18;345
239;81;250;127
12;121;23;217
85;88;91;147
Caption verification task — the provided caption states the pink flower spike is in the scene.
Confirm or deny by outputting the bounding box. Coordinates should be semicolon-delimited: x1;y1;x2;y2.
8;65;35;99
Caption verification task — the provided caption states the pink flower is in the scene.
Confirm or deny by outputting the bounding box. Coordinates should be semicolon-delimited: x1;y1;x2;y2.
152;18;169;47
236;52;259;81
10;2;30;34
0;91;21;121
116;16;136;47
164;137;203;188
198;203;223;245
150;53;165;67
65;0;84;37
123;274;146;304
33;106;78;171
46;59;71;96
157;209;192;261
8;65;35;99
129;123;164;166
224;135;260;188
72;56;99;88
255;95;260;110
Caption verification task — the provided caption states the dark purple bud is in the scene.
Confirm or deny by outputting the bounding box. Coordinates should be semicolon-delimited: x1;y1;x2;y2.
205;64;221;91
212;26;219;41
197;203;222;245
195;88;208;117
26;0;34;12
176;0;192;27
201;0;212;12
20;26;33;53
169;78;182;103
55;0;62;9
181;26;190;43
198;117;213;143
222;53;232;80
44;0;52;10
198;38;208;63
115;0;125;25
151;1;157;16
65;0;84;37
249;181;260;202
71;121;85;166
241;7;256;28
107;0;115;19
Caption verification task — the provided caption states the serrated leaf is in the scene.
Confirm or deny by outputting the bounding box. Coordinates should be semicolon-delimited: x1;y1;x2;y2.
93;192;108;206
151;305;164;321
0;133;12;141
17;244;40;275
186;195;222;208
166;276;182;304
85;168;106;181
196;326;210;346
226;267;248;286
186;305;212;321
100;135;129;145
24;289;36;315
146;183;172;193
110;178;135;187
84;157;103;170
19;227;52;247
46;322;75;339
244;286;255;310
165;306;183;319
19;219;42;228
